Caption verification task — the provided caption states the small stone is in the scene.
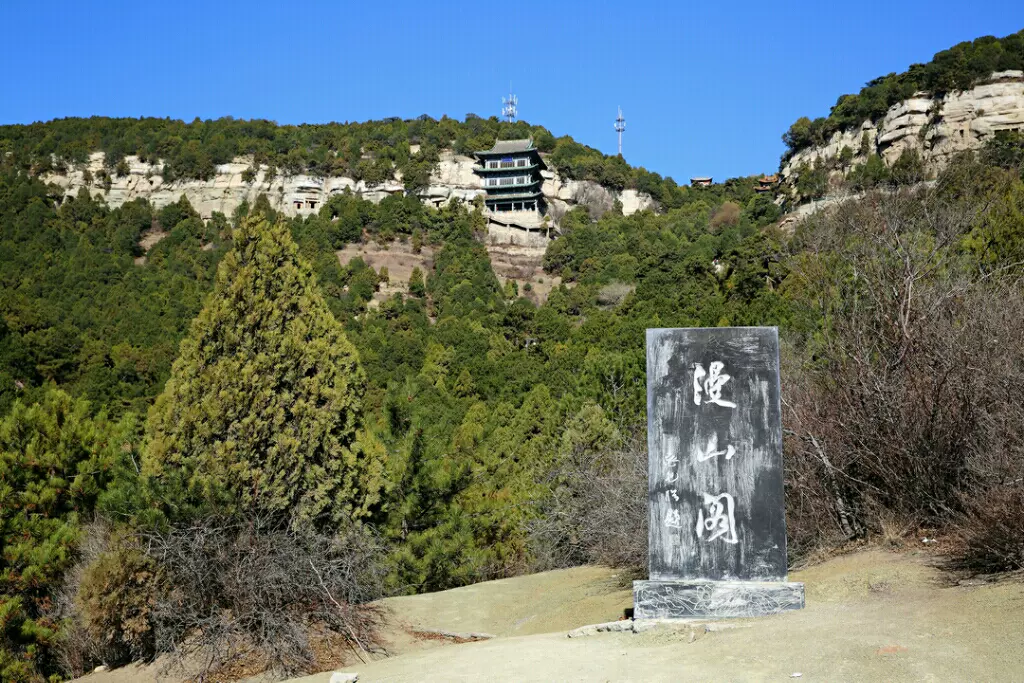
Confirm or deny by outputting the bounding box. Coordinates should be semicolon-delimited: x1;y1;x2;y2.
567;619;638;637
791;674;802;679
704;622;752;632
93;665;109;673
631;620;659;633
330;673;358;683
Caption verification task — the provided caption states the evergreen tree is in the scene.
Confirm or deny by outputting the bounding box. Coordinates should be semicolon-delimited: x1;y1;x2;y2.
143;215;384;526
408;267;426;298
0;389;133;682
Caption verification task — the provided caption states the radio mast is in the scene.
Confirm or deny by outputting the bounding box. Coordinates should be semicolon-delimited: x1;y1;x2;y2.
502;85;518;123
614;106;626;156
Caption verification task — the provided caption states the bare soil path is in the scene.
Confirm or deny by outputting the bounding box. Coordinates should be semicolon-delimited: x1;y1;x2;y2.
78;548;1024;682
294;549;1024;682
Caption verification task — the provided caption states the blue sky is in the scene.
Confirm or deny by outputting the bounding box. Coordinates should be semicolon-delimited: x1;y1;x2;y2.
0;1;1020;183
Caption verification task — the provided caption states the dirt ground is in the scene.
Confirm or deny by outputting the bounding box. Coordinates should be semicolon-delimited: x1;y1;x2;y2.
336;240;558;307
77;548;1024;682
484;243;561;305
133;228;169;265
336;241;435;307
295;549;1024;682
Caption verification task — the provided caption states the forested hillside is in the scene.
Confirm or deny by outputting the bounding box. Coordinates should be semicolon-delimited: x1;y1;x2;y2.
1;111;1023;681
0;115;691;207
782;28;1024;158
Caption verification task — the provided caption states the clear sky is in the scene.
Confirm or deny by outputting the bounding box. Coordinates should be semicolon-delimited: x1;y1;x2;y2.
0;1;1020;183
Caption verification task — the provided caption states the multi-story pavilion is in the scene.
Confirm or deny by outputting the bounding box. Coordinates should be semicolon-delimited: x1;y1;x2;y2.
473;138;547;214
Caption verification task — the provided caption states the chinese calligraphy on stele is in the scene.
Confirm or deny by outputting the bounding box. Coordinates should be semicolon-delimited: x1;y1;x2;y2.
693;361;737;408
662;360;740;545
695;434;735;462
696;492;738;544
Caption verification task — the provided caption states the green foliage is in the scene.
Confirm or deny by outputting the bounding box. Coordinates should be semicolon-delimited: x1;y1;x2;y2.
0;163;802;603
782;117;828;155
399;144;440;192
143;215;385;526
0;389;137;682
319;190;376;246
890;148;927;185
408;267;426;297
981;130;1024;175
848;154;890;190
965;173;1024;266
3;104;1021;680
794;161;829;199
782;29;1024;157
0;115;697;211
0;174;224;417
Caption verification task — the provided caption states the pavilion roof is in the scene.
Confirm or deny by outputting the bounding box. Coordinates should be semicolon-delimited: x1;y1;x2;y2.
475;138;536;156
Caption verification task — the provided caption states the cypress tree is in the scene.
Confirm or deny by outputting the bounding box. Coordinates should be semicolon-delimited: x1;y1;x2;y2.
144;215;384;525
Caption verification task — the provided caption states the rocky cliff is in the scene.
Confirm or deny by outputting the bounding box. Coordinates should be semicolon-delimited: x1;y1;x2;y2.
40;150;655;238
781;70;1024;187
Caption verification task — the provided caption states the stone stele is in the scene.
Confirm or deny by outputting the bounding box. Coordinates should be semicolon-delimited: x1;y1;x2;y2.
634;327;805;619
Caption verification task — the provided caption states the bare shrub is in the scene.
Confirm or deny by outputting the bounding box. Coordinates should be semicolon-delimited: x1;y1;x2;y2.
77;543;161;665
51;523;116;677
949;485;1024;574
143;516;387;681
596;281;636;309
532;431;648;576
783;174;1024;563
709;201;741;230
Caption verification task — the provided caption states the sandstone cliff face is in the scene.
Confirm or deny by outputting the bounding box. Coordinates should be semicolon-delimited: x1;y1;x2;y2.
40;149;655;225
781;71;1024;185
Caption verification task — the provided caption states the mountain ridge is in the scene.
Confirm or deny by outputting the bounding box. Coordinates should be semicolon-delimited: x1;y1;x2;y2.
38;149;656;248
781;69;1024;200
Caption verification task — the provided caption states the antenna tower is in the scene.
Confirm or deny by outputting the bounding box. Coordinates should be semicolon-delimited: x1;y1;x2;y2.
502;84;518;123
614;106;626;156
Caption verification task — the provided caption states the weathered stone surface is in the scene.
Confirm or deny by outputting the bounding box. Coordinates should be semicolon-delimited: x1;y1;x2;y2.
40;150;653;227
781;72;1024;189
486;221;551;248
633;580;805;619
566;620;634;637
646;327;788;582
432;151;479;188
620;188;655;214
566;617;756;637
640;327;804;620
630;618;753;634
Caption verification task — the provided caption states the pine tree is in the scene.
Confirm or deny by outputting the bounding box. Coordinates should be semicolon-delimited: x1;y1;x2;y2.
143;215;384;526
0;389;132;682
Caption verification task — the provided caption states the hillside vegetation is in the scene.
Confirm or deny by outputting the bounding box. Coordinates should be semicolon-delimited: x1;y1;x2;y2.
0;115;694;207
782;29;1024;159
1;110;1023;681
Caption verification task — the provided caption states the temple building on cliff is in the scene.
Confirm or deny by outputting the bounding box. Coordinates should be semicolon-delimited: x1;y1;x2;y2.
473;138;547;215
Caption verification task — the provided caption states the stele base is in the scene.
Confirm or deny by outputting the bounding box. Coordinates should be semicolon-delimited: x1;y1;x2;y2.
633;579;805;619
